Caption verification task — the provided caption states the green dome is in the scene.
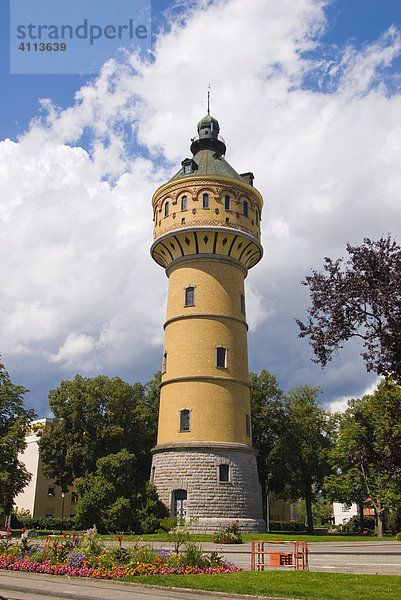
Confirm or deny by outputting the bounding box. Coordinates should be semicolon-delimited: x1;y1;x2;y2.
197;113;220;134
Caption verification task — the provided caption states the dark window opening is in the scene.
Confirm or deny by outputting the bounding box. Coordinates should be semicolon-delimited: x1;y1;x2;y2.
219;464;229;482
180;409;191;431
246;414;251;437
164;201;169;217
225;195;230;210
181;195;187;210
203;193;209;208
243;201;248;217
185;286;195;307
162;351;167;374
240;293;245;315
48;487;55;497
216;347;227;368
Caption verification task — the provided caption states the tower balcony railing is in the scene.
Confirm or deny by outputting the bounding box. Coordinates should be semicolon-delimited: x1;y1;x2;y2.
190;134;226;144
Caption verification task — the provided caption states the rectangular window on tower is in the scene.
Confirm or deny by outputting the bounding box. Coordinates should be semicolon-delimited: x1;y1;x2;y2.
219;464;230;482
202;193;209;208
216;346;227;368
180;409;191;431
164;201;169;217
240;293;245;315
243;200;248;217
184;286;195;307
224;195;230;210
162;351;167;374
181;195;187;211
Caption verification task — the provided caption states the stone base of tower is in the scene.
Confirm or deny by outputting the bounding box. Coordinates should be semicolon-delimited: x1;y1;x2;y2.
151;442;266;534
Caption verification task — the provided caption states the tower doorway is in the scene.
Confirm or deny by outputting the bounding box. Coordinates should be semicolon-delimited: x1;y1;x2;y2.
173;489;187;519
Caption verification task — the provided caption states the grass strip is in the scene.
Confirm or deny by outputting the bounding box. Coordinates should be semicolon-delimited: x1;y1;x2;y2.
122;570;401;600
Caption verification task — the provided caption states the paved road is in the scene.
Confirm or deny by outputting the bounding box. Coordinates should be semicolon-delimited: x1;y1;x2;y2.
1;541;400;600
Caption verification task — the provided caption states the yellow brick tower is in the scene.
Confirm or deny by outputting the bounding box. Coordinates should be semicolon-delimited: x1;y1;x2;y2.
150;110;265;532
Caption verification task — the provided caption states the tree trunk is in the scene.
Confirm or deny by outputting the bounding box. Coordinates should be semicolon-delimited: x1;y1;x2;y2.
358;501;365;533
376;506;384;537
305;489;314;533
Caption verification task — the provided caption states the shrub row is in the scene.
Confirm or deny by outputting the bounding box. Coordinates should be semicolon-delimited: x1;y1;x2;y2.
268;521;306;532
13;516;75;531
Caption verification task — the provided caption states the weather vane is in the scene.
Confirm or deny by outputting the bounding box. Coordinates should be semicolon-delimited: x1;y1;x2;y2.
207;84;211;114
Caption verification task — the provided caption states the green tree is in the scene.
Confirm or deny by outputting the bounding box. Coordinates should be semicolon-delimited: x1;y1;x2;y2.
327;380;401;536
0;358;36;514
250;370;285;522
38;373;160;491
270;386;334;533
297;236;401;382
74;449;167;532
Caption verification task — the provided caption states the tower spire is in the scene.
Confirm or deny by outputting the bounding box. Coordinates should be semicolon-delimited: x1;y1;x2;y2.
207;84;211;115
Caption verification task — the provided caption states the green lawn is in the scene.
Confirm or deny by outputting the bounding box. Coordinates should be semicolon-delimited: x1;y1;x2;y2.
27;531;396;543
123;571;401;600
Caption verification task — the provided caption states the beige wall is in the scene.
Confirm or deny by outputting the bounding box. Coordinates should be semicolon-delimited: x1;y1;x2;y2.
14;419;77;519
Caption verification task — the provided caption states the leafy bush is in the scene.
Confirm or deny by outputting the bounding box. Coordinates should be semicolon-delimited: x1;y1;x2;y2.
213;521;242;544
342;515;375;534
19;516;75;531
269;521;306;532
395;532;401;541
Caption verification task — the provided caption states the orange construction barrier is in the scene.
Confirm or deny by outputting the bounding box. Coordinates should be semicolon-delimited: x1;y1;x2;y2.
251;540;308;571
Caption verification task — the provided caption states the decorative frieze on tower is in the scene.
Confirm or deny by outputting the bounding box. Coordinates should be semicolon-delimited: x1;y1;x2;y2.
150;112;265;532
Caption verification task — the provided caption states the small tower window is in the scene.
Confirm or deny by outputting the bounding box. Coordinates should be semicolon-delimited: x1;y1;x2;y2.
181;195;187;211
225;195;230;210
219;464;230;482
180;409;191;431
185;286;195;307
162;351;167;374
48;487;55;497
203;193;209;208
216;346;227;368
165;201;169;217
243;201;248;217
240;293;245;315
246;414;251;437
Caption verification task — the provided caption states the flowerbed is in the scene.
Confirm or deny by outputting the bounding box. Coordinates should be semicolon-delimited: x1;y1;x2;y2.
0;528;241;580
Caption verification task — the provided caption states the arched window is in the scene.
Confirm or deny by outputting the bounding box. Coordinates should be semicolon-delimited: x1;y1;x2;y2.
243;200;248;217
180;409;191;431
181;195;187;211
203;193;209;208
185;286;195;307
164;201;169;217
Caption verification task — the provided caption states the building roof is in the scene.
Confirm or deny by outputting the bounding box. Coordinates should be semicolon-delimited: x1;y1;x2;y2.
169;149;243;182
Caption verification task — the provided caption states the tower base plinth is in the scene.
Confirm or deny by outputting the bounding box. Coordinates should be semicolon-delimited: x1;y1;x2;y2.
151;442;266;534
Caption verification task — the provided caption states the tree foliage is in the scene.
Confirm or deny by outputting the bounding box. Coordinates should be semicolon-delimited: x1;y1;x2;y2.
250;372;334;533
74;449;168;532
269;386;334;533
38;373;161;491
0;358;36;514
324;379;401;536
297;236;401;381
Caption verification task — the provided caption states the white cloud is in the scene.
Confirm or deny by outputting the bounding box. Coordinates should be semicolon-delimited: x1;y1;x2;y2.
1;0;400;415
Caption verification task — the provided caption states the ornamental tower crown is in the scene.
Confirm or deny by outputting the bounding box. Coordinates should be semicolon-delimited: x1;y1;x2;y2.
151;112;263;272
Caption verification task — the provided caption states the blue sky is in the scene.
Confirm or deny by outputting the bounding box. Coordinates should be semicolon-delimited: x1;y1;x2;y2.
1;0;401;417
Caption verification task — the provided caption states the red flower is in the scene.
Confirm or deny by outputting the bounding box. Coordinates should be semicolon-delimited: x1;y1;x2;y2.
22;527;26;532
117;535;122;542
7;526;11;532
